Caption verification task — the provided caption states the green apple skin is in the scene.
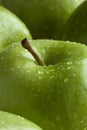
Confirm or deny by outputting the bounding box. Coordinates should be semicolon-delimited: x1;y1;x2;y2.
0;40;87;130
0;0;84;39
0;5;32;51
62;1;87;45
0;111;42;130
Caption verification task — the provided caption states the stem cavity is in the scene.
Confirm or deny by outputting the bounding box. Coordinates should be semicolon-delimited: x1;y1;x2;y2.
21;38;45;66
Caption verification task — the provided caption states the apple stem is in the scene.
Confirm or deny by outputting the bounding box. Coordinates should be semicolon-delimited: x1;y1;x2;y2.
21;38;45;66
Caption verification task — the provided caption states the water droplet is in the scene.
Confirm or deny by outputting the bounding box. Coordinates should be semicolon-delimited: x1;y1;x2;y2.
60;65;65;70
51;122;56;128
56;116;60;122
11;67;15;71
46;71;49;74
50;75;55;79
84;127;87;130
3;64;7;68
81;120;84;124
50;7;54;11
1;56;4;60
67;66;72;70
42;100;46;107
31;79;35;82
1;121;5;124
67;61;72;65
17;115;23;120
17;66;20;69
73;74;76;77
38;71;43;80
38;71;43;75
39;76;42;80
64;78;68;83
49;69;55;72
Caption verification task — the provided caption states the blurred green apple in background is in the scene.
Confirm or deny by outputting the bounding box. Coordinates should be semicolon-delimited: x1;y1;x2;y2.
0;39;87;130
0;0;84;39
62;1;87;45
0;111;42;130
0;5;32;51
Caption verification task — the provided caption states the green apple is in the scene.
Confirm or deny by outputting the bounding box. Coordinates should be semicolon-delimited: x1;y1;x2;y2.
0;5;32;51
0;39;87;130
62;1;87;45
0;0;84;39
0;111;42;130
